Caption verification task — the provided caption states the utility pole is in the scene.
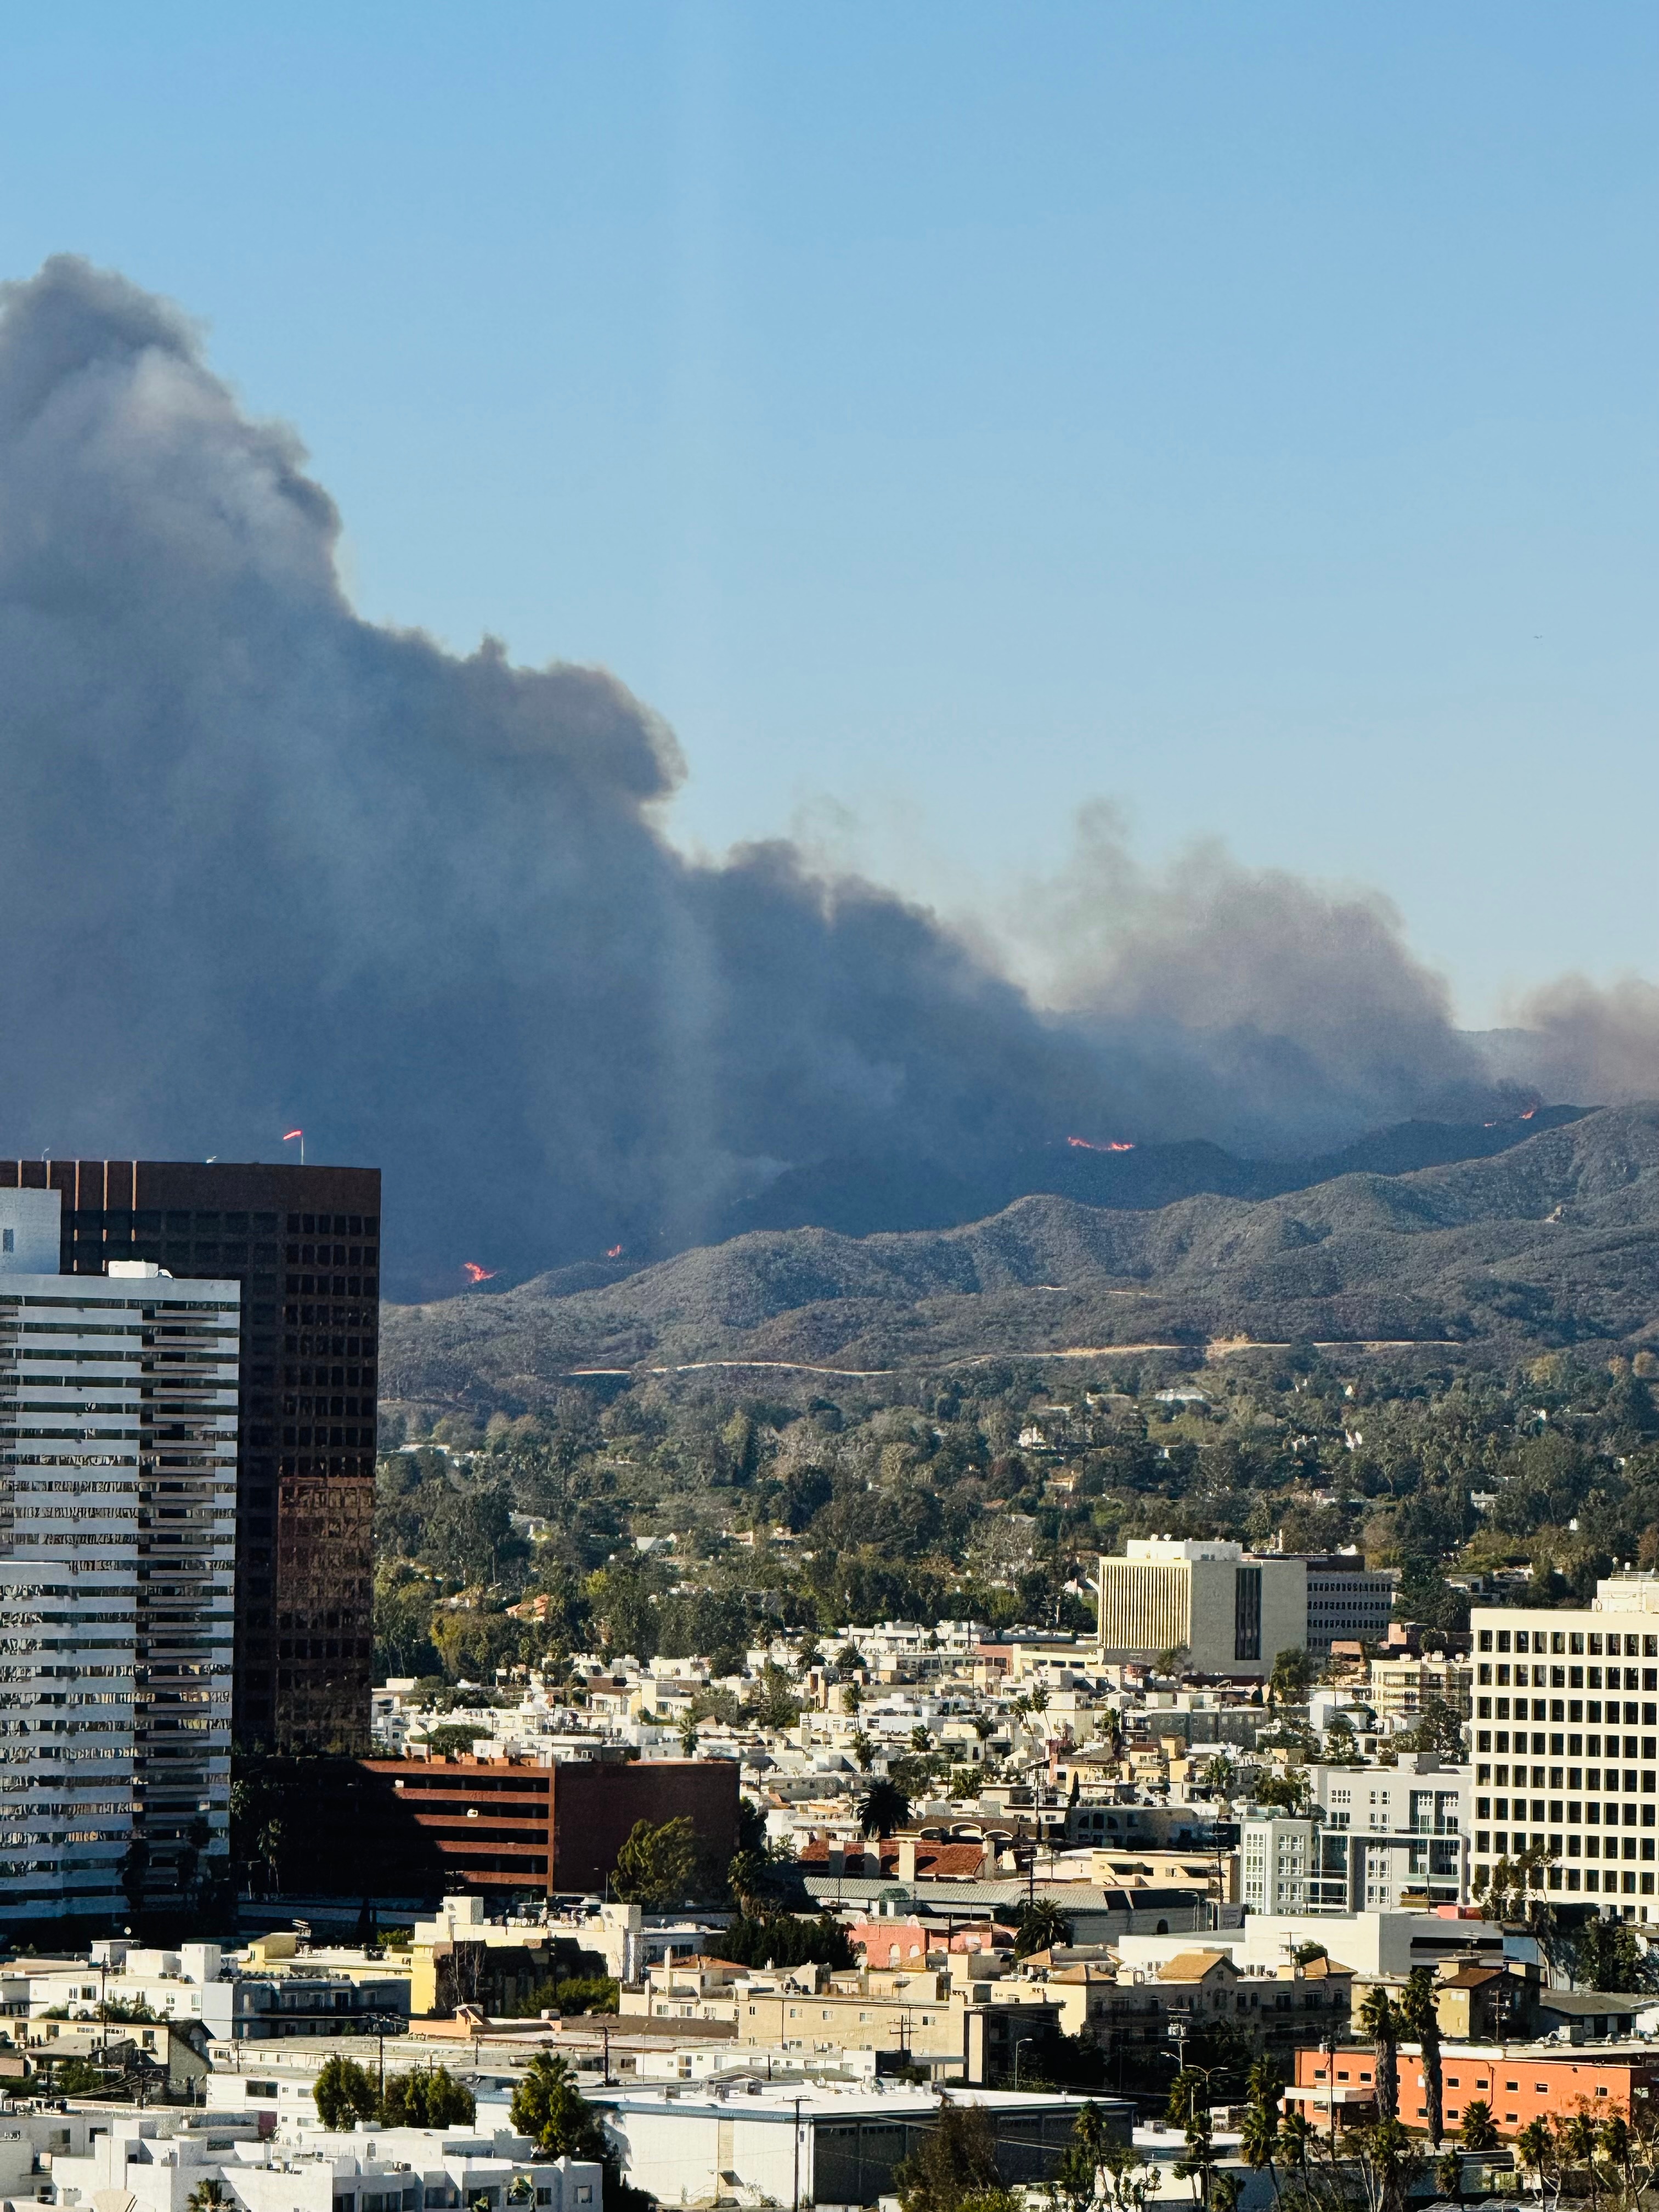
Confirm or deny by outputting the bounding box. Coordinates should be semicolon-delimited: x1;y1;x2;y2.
792;2095;803;2212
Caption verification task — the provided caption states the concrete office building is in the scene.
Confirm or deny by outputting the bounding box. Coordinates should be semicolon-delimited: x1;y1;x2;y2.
1097;1540;1394;1678
1470;1575;1659;1918
0;1189;239;1919
0;1158;380;1752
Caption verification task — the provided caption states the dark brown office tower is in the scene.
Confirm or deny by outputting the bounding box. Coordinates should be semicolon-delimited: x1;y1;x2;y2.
0;1158;380;1754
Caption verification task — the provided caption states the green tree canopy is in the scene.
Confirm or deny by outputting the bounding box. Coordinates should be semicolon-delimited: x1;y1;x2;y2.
510;2053;608;2163
611;1815;698;1907
313;2054;380;2130
380;2066;476;2128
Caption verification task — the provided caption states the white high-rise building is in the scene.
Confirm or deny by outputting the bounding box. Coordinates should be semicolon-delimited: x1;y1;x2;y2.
1470;1577;1659;1922
0;1189;238;1922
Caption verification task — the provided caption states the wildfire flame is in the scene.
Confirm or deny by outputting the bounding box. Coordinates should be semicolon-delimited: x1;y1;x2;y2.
605;1244;624;1259
461;1262;498;1284
1067;1135;1136;1153
1521;1106;1537;1120
281;1128;303;1141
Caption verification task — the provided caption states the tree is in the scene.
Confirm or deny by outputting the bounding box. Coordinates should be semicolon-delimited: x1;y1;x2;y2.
1015;1898;1074;1958
1051;2107;1157;2212
1278;2111;1314;2202
1357;1987;1399;2126
858;1777;911;1838
1397;1967;1443;2147
1459;2101;1498;2153
896;2099;1009;2212
1353;2119;1414;2212
1435;2150;1462;2207
313;2054;380;2130
726;1849;770;1918
1575;1915;1650;1993
611;1815;698;1907
257;1817;284;1896
510;2053;608;2162
1237;2102;1279;2203
1397;1696;1466;1766
1269;1647;1316;1704
1254;1772;1310;1815
1558;2110;1600;2212
421;1723;484;1759
1175;2103;1217;2209
185;2187;228;2212
380;2066;476;2126
1515;2119;1557;2207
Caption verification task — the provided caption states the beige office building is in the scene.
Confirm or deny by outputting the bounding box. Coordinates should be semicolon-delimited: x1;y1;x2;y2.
1097;1540;1310;1679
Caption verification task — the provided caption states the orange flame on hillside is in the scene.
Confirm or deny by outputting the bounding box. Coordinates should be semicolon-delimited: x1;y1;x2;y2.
605;1244;624;1259
1067;1135;1135;1153
461;1262;498;1284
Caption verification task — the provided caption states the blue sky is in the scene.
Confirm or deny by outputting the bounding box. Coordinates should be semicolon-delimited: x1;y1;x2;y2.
0;2;1651;1023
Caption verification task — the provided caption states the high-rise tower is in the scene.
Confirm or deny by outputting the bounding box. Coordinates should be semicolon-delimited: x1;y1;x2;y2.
0;1160;380;1753
0;1188;239;1919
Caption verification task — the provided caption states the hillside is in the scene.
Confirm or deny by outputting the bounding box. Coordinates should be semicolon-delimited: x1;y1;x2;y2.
380;1103;1659;1416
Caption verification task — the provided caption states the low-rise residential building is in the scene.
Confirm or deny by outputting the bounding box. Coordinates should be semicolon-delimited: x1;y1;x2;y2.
48;2115;601;2212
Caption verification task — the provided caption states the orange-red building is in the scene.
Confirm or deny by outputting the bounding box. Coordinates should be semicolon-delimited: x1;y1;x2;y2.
1290;2044;1659;2138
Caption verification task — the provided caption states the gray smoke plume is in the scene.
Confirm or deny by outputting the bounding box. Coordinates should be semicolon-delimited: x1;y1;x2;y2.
0;257;1609;1293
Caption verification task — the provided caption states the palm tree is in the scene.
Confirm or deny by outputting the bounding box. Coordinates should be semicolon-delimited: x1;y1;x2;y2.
1357;1985;1399;2125
1357;2119;1412;2212
857;1776;910;1838
1240;2098;1281;2203
1436;2149;1463;2206
1397;1967;1443;2146
1279;2109;1314;2196
187;2185;229;2212
1176;2105;1217;2209
679;1719;700;1757
1014;1897;1073;1957
1516;2119;1556;2207
1459;2101;1498;2154
1560;2111;1600;2212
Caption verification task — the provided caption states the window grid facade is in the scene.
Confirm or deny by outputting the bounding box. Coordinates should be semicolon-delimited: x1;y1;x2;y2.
0;1242;237;1919
1471;1593;1659;1917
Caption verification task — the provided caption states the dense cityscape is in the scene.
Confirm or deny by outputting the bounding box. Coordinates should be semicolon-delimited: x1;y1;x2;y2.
3;1158;1659;2212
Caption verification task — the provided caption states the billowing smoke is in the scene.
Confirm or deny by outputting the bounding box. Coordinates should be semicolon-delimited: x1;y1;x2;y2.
0;258;1628;1294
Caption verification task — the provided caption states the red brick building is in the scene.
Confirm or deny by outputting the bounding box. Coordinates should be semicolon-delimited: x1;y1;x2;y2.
360;1755;740;1897
1290;2043;1659;2137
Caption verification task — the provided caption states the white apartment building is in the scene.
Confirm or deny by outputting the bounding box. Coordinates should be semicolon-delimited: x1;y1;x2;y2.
1242;1757;1468;1917
1096;1541;1394;1678
1242;1813;1323;1914
50;2115;600;2212
1470;1577;1659;1920
0;1188;238;1921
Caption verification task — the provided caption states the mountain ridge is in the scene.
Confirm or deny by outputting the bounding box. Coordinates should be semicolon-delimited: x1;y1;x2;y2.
380;1103;1659;1414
